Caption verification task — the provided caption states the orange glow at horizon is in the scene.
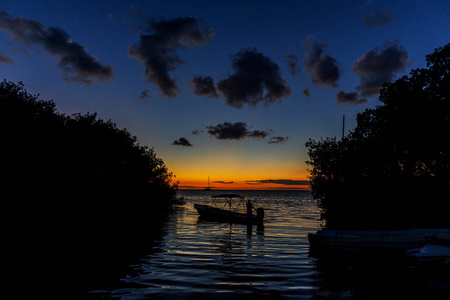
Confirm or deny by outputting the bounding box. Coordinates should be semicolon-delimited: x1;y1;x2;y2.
167;153;311;190
172;177;311;191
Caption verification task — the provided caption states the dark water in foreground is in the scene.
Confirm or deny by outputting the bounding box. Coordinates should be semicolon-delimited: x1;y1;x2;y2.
89;190;449;299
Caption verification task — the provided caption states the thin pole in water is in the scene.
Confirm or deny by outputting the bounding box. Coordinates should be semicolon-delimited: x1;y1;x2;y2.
335;115;345;247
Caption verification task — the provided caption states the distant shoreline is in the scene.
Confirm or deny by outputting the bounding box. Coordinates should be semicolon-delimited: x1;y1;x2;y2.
178;188;312;191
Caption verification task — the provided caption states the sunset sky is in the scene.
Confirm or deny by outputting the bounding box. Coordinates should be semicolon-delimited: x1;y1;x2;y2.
1;0;448;190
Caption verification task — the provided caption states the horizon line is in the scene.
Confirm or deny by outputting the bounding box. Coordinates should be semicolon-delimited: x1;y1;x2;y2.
177;187;312;191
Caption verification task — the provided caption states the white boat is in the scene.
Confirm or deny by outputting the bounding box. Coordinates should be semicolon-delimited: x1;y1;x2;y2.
308;228;450;251
406;244;450;263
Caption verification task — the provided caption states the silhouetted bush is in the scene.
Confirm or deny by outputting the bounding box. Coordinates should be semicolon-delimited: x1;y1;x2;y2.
1;80;182;294
306;43;449;230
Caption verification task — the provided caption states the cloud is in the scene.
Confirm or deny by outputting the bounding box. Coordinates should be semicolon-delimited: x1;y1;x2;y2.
216;48;291;108
192;129;203;135
352;42;409;97
303;86;311;98
302;35;341;88
247;130;270;139
207;121;269;140
172;137;193;147
246;182;263;185
13;47;30;56
128;17;214;98
268;136;289;144
139;89;151;100
285;53;300;75
363;10;394;27
213;181;234;184
335;90;368;106
189;74;219;98
245;179;310;186
0;51;14;64
0;10;114;85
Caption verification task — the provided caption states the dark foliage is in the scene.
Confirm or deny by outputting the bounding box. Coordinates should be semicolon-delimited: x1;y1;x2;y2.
306;44;449;230
0;80;181;294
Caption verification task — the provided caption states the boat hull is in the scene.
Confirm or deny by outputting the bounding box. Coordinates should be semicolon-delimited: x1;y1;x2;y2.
308;228;450;251
194;204;262;225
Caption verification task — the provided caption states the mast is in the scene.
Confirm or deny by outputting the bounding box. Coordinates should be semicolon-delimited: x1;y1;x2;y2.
204;176;212;191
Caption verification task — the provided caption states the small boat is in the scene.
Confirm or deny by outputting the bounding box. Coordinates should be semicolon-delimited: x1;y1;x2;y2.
194;194;264;225
308;228;450;252
406;244;450;263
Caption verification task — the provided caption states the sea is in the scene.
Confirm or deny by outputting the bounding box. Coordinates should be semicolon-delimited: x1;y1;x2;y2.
88;190;449;299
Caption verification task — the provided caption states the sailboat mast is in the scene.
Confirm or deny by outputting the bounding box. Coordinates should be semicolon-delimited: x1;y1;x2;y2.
204;176;212;191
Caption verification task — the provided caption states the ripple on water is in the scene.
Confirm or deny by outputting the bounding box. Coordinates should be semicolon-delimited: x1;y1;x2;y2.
93;191;322;299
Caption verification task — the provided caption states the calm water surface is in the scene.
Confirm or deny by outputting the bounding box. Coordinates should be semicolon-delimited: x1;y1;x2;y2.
90;190;450;299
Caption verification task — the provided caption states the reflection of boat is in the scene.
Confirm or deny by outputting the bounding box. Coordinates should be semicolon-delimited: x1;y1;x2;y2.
194;194;264;225
308;228;450;251
406;244;450;263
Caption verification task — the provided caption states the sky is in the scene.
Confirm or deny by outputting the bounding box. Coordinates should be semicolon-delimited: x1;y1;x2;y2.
1;0;449;190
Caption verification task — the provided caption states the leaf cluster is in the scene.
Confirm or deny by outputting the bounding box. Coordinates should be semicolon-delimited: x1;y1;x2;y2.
306;44;450;230
0;80;181;293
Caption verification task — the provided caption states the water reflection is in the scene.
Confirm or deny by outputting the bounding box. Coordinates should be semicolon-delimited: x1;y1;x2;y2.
195;221;265;264
88;191;317;299
311;250;450;299
87;190;449;299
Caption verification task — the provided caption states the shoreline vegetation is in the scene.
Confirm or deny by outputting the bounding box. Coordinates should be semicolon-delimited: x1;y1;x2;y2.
306;43;449;231
1;80;183;294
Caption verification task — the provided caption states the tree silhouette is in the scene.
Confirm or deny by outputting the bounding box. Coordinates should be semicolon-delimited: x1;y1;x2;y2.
1;80;181;294
306;43;449;230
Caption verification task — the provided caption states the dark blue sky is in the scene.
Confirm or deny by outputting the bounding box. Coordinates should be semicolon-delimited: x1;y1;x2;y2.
1;0;449;189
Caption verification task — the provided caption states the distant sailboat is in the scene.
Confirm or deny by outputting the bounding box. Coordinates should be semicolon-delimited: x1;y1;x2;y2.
204;176;213;191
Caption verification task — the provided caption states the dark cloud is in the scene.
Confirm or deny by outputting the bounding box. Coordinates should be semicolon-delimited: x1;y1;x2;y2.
303;86;311;98
247;130;270;139
268;136;289;144
336;90;368;106
245;179;310;186
192;129;203;135
302;36;341;88
352;42;409;97
213;181;234;184
207;121;269;140
0;51;14;64
13;47;30;56
246;182;263;185
0;10;114;85
128;17;214;98
189;75;219;98
139;89;151;100
172;137;193;147
216;48;291;108
285;53;300;75
363;10;394;27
